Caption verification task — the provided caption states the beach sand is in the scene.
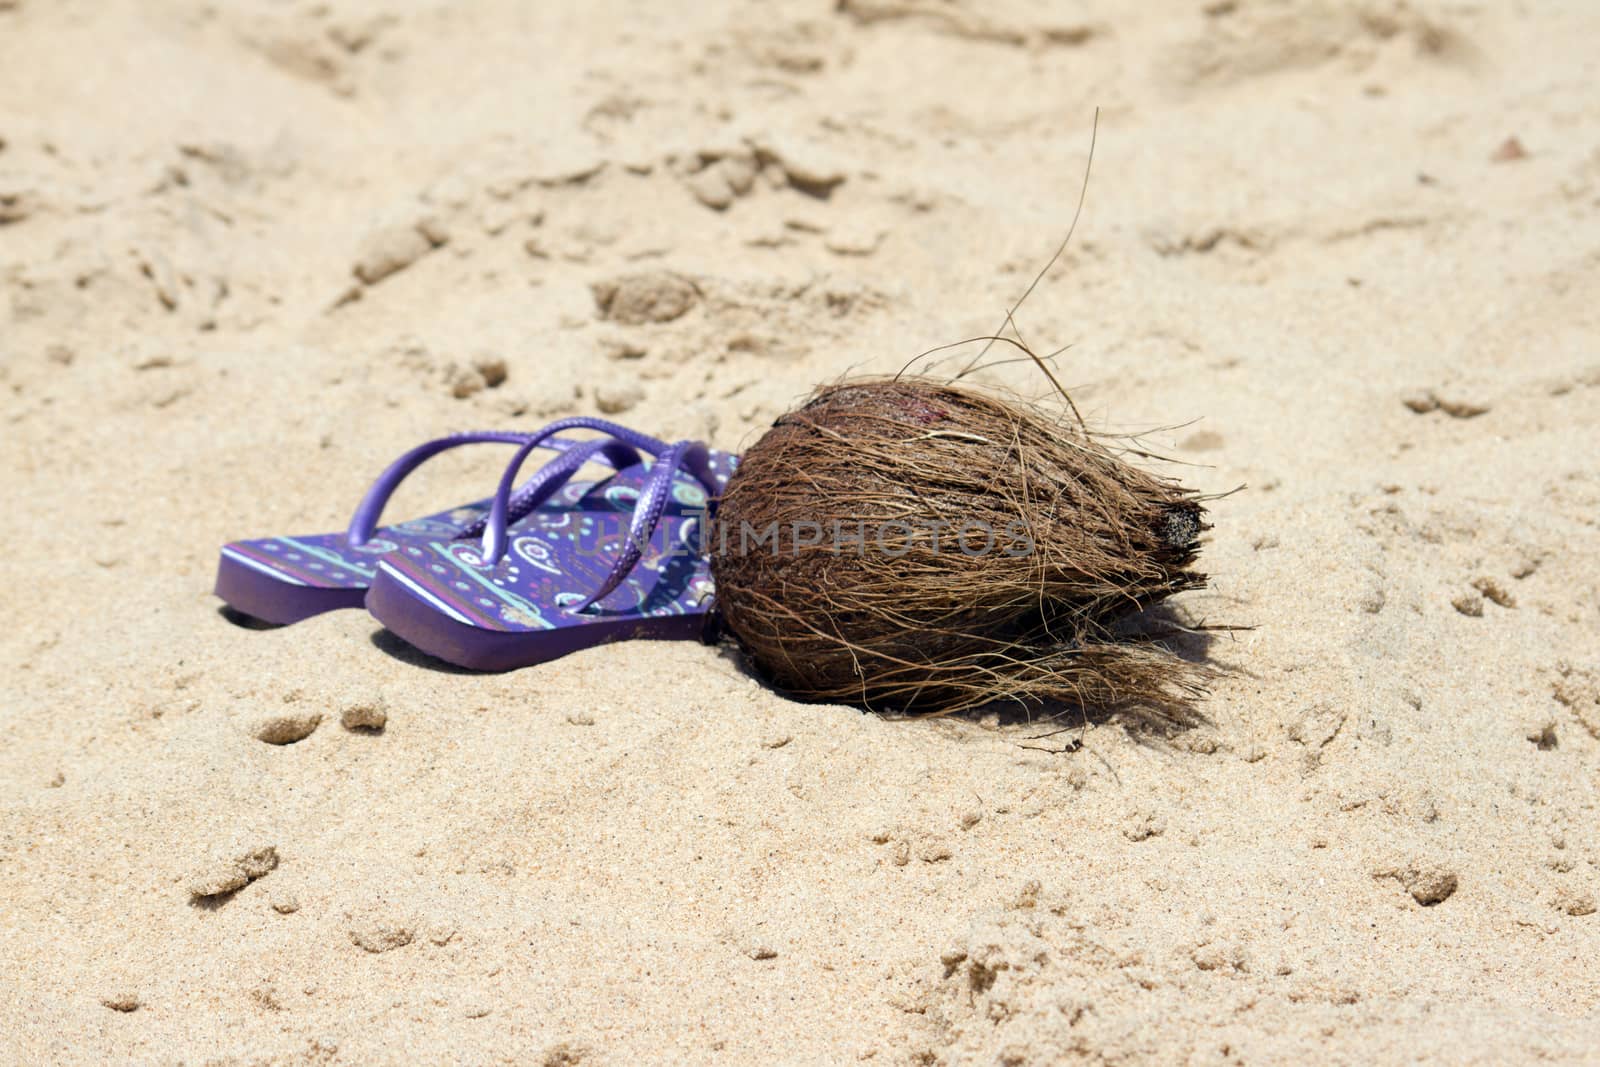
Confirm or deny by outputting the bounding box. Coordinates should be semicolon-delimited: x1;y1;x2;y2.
2;1;1599;1062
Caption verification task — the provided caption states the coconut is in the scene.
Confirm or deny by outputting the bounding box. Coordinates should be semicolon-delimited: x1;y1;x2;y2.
708;376;1211;719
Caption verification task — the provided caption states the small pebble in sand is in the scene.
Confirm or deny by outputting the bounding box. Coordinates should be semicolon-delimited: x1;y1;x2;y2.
1401;390;1437;413
1436;395;1490;418
1192;941;1252;973
685;156;760;211
445;356;509;399
720;155;758;196
600;336;648;361
1381;861;1458;906
1553;886;1596;917
0;180;34;224
350;919;415;953
250;985;285;1012
753;134;848;197
1490;136;1528;162
340;697;388;732
594;381;644;415
100;992;140;1013
542;1042;589;1066
188;844;279;899
253;712;322;745
1287;704;1345;749
1402;389;1489;418
476;356;508;388
1471;576;1516;608
270;892;301;914
823;224;885;257
1525;719;1558;750
591;271;698;325
137;248;180;310
746;944;778;960
1122;809;1166;842
353;218;449;285
685;165;736;211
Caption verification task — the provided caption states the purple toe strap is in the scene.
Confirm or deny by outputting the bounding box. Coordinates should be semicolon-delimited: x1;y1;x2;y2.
478;419;672;563
480;436;653;562
461;437;643;541
510;417;670;459
572;440;719;614
345;424;666;550
347;431;529;548
480;431;721;614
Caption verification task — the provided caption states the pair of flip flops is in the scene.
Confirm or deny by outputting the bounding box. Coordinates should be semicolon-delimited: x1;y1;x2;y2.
215;418;738;670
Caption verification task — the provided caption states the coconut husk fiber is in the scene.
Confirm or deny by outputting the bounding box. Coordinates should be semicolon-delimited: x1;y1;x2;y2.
708;376;1212;720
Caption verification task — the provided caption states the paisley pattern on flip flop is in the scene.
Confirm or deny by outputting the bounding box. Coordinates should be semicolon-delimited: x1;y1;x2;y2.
215;426;664;625
372;450;737;635
219;505;488;591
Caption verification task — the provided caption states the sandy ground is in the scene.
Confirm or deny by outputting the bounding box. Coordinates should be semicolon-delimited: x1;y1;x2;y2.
3;0;1600;1062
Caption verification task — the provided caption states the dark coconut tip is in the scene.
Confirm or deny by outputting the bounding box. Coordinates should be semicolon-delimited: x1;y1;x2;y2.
1158;503;1204;553
710;376;1220;726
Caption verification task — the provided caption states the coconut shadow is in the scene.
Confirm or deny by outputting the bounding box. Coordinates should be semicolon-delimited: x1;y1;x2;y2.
710;601;1220;734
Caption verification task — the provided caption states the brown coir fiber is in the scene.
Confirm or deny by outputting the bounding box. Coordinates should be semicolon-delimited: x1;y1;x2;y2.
709;377;1211;720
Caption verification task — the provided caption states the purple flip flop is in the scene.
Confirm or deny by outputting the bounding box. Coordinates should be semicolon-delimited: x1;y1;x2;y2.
365;428;737;671
215;422;667;625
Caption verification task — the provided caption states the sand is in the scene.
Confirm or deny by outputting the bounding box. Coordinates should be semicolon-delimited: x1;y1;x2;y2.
2;0;1599;1063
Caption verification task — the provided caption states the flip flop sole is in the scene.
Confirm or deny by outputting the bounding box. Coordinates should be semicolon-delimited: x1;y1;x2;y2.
366;565;707;670
214;428;657;626
215;548;369;625
363;452;734;671
215;516;463;625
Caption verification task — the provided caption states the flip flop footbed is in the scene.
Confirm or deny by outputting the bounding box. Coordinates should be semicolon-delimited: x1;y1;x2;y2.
216;503;491;625
367;450;737;669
